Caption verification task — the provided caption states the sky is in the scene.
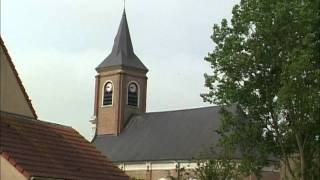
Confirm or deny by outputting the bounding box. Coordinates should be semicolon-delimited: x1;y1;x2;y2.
1;0;239;140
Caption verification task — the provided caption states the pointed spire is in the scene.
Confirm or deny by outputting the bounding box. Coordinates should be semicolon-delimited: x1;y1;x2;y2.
96;10;148;72
111;9;134;57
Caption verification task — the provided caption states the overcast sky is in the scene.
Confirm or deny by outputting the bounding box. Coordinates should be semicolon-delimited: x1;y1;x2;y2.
1;0;239;140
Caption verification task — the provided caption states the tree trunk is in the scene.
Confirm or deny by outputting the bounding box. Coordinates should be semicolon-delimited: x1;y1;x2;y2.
296;134;305;180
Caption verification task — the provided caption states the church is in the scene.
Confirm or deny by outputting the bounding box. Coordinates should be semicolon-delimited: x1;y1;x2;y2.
91;10;280;180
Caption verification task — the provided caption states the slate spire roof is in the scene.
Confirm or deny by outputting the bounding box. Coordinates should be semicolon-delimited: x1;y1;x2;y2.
96;10;148;72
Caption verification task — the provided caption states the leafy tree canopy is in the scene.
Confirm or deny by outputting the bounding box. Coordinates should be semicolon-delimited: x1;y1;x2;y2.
202;0;320;179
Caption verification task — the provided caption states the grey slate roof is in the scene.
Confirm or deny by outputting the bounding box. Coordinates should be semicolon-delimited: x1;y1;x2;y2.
96;10;148;72
93;106;223;162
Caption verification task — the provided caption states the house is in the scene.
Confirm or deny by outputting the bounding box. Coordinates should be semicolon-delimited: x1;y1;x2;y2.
0;37;129;180
91;10;280;180
0;38;37;119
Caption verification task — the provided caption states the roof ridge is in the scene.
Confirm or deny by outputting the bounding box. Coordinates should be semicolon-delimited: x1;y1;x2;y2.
0;111;72;129
144;105;220;115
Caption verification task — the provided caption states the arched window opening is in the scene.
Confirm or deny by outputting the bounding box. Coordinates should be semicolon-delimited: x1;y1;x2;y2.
103;81;113;106
128;82;138;107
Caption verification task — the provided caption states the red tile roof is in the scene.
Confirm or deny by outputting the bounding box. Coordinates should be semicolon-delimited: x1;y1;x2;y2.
0;37;37;119
0;112;129;180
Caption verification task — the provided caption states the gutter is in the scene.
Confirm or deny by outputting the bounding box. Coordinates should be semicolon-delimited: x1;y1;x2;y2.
30;176;64;180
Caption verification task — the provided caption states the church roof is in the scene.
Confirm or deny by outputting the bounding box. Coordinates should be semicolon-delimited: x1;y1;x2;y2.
93;106;223;162
96;10;148;72
0;111;129;180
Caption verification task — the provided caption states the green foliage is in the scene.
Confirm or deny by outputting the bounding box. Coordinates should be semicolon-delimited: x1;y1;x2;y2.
202;0;320;179
194;160;240;180
169;153;241;180
194;150;242;180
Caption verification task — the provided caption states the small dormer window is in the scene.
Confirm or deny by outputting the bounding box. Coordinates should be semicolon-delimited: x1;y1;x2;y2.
128;82;138;107
103;81;113;106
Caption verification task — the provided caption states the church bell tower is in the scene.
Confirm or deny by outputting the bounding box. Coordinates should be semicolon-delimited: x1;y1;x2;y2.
93;10;148;136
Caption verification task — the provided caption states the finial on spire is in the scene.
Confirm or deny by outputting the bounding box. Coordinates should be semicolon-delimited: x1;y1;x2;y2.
123;0;126;11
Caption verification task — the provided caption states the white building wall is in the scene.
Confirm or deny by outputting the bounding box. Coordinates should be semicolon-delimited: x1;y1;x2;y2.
0;156;28;180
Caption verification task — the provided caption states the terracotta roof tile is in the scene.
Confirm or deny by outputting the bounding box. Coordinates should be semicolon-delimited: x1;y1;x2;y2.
0;112;129;180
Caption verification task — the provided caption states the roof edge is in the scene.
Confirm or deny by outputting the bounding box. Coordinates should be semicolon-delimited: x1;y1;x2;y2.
30;176;78;180
0;111;72;129
144;105;220;115
1;151;32;179
110;157;280;164
0;37;38;119
95;64;149;73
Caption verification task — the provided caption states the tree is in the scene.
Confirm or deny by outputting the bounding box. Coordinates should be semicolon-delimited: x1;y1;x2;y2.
202;0;320;179
194;147;242;180
194;159;241;180
169;148;242;180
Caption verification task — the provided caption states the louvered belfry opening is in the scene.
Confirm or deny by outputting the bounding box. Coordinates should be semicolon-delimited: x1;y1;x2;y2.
103;82;113;106
128;82;138;106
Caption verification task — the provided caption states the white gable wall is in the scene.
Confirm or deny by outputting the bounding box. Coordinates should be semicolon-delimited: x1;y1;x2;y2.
0;43;35;118
0;156;28;180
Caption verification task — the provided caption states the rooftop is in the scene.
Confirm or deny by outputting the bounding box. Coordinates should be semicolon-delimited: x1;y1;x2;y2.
0;111;128;180
93;106;222;162
96;10;148;72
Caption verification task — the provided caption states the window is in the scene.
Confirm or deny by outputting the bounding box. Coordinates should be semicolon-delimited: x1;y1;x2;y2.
103;81;113;106
128;82;138;107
